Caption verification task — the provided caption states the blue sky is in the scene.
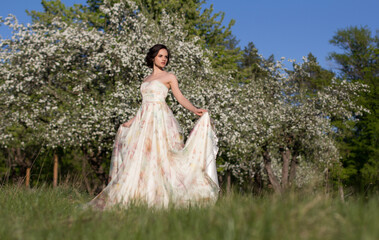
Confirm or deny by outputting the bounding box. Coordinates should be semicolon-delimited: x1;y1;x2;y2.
205;0;379;70
1;0;378;70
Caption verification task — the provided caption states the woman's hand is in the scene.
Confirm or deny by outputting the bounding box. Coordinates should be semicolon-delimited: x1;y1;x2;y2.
122;117;135;128
194;108;208;116
122;121;131;128
122;122;131;128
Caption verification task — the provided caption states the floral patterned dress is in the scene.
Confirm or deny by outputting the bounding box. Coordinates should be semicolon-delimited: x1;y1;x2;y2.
88;80;219;209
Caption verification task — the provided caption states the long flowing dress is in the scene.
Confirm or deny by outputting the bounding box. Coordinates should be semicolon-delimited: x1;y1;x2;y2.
87;80;219;209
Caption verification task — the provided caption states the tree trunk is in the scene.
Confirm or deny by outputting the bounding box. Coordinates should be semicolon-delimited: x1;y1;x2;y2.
263;149;282;194
84;148;107;184
338;180;345;202
53;154;58;187
289;153;298;185
4;149;12;184
82;156;95;195
226;171;232;194
324;168;329;194
25;167;31;187
253;172;264;195
281;149;291;189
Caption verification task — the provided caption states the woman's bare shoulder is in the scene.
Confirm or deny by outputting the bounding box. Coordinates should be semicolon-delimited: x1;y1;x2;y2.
143;75;151;81
165;72;177;81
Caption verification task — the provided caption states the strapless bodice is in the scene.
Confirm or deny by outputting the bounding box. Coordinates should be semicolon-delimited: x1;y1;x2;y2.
140;80;169;103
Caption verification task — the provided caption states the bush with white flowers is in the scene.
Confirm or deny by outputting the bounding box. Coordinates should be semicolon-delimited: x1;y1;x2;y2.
0;0;366;191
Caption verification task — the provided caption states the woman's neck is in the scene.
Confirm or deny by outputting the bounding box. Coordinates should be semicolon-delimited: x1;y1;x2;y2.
152;66;165;75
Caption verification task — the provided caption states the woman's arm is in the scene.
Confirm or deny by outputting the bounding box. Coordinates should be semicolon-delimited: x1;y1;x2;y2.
169;75;207;116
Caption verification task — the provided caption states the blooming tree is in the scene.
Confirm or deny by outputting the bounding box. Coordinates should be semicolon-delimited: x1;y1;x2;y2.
0;0;367;192
209;57;367;193
0;0;216;187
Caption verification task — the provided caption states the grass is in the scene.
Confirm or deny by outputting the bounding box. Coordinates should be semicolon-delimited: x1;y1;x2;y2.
0;185;378;240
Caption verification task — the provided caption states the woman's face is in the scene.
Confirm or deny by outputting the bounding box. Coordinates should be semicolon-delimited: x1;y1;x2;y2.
154;49;168;69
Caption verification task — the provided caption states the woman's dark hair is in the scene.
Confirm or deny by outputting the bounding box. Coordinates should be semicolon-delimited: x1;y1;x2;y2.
145;44;170;68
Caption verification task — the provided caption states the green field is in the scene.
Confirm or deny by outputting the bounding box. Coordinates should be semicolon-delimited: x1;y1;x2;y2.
0;185;378;240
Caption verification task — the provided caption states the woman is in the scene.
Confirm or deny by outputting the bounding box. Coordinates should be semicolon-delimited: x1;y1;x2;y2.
88;44;219;209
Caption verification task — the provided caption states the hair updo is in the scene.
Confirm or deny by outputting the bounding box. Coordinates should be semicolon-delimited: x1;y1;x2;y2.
145;44;171;68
